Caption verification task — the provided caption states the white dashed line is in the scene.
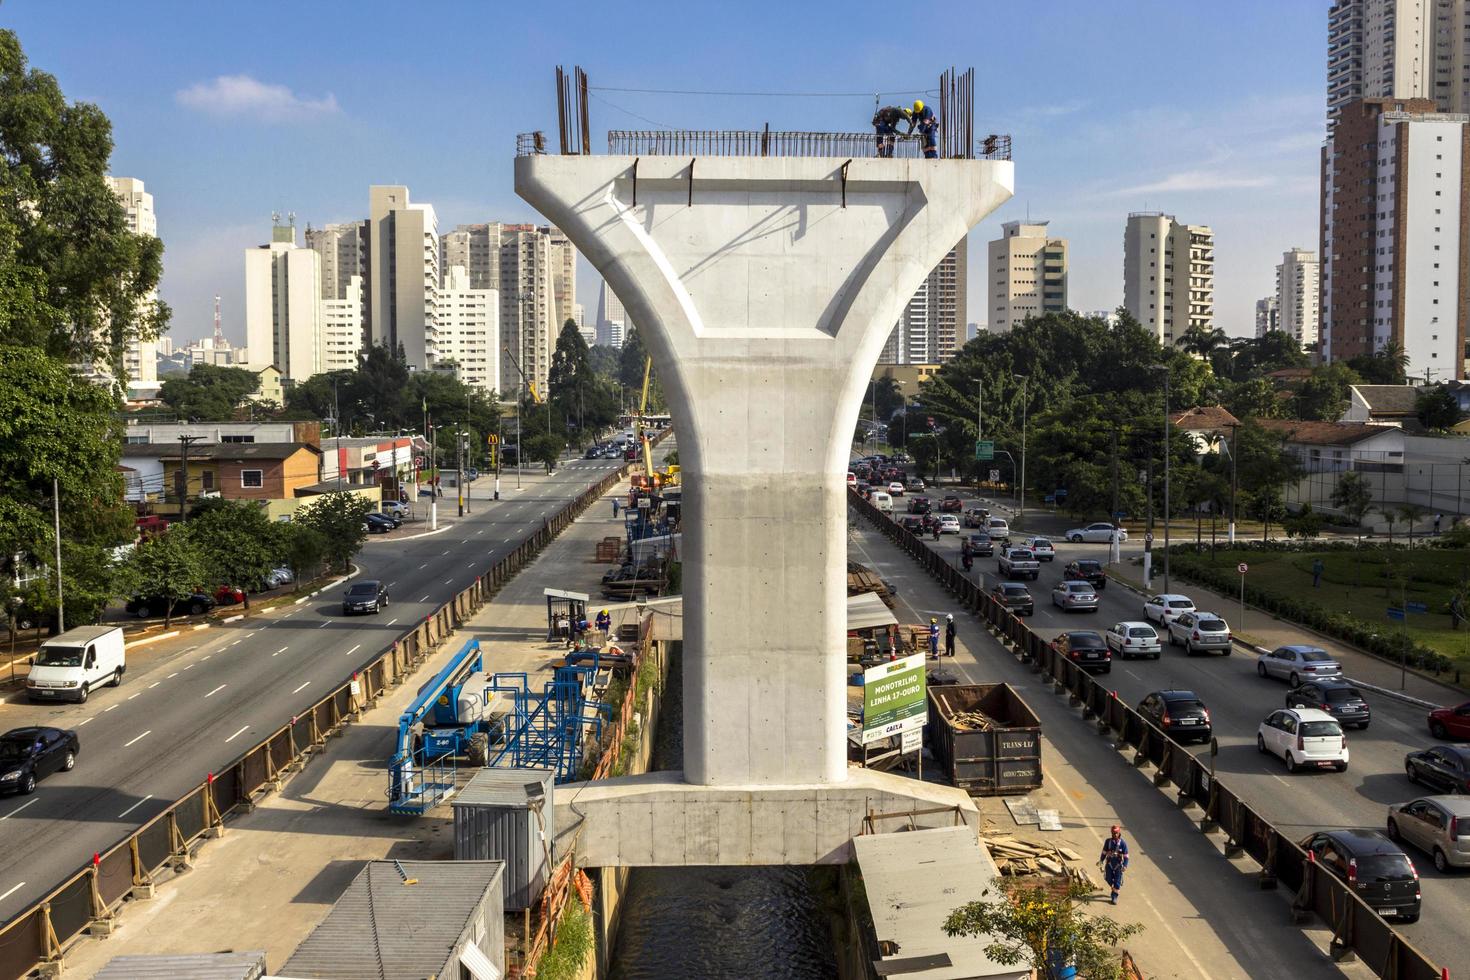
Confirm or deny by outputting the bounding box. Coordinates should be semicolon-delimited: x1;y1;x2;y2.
127;694;140;701
104;704;119;712
386;618;398;626
205;684;226;698
346;644;361;656
224;726;249;743
124;730;151;747
148;682;160;690
467;562;475;568
166;672;179;679
77;718;93;727
117;795;153;819
0;882;25;902
419;595;430;602
388;581;397;587
1;800;36;820
291;681;310;694
274;646;289;656
418;563;428;569
183;664;194;670
318;621;330;629
444;578;453;585
201;655;210;661
442;549;451;555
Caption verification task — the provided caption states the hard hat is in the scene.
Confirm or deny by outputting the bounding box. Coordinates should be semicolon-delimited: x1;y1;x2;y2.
912;99;925;113
930;617;937;624
600;609;608;615
1110;825;1121;834
946;613;954;621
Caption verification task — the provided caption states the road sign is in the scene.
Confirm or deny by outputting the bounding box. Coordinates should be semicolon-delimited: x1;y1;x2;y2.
900;728;922;755
862;653;928;744
1406;601;1428;613
1237;563;1248;574
1388;607;1406;621
974;440;994;461
989;469;1001;483
1054;489;1067;499
1114;511;1127;520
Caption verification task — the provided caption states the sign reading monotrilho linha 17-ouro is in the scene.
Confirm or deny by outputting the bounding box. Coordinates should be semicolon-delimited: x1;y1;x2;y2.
862;653;928;744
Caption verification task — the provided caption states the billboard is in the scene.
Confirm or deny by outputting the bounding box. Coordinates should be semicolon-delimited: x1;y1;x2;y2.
862;653;928;744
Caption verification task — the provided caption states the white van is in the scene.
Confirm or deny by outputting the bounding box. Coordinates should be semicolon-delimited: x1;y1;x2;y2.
871;491;894;513
26;625;126;703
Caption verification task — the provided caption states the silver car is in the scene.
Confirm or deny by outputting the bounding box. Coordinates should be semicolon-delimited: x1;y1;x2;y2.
1065;522;1128;544
1258;645;1342;686
1388;796;1470;872
1166;611;1232;656
1052;580;1099;612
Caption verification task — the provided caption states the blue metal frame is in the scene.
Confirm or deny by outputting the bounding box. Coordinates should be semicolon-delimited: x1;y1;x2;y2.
486;655;605;781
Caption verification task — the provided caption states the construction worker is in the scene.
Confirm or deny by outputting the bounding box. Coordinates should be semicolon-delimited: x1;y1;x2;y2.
871;104;911;158
944;613;956;657
928;618;940;659
1100;825;1130;904
907;99;939;159
595;608;612;633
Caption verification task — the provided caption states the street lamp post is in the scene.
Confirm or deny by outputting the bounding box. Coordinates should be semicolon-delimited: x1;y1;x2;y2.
1013;375;1028;527
1226;422;1239;544
1153;365;1172;592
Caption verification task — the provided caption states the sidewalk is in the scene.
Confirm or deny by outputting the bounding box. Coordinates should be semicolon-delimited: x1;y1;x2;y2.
57;480;637;977
848;523;1374;980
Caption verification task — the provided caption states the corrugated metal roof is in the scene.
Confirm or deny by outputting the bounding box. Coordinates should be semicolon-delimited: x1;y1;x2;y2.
94;951;266;980
280;860;503;980
848;591;898;631
454;767;554;807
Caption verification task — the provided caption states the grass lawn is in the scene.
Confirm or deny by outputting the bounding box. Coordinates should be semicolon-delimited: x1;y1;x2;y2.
1183;546;1470;667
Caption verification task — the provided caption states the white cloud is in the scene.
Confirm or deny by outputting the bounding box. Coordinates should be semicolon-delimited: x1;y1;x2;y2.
176;74;339;122
1107;170;1276;198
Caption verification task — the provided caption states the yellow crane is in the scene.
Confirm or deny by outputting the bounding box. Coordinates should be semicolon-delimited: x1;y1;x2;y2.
637;355;655;478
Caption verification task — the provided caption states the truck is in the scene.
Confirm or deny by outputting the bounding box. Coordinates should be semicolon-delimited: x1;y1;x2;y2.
997;547;1040;581
26;625;126;703
926;683;1043;795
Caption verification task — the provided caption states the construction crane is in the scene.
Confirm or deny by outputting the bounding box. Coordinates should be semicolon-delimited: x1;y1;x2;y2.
637;355;656;478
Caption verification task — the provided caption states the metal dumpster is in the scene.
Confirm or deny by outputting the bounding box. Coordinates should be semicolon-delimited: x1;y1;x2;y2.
926;683;1042;795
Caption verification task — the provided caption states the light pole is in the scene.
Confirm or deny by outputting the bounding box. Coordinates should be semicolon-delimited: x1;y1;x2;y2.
1013;375;1028;527
1152;365;1172;592
1224;423;1238;544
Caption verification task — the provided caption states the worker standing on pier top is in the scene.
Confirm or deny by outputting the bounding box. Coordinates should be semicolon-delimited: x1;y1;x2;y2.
871;105;910;158
907;100;938;159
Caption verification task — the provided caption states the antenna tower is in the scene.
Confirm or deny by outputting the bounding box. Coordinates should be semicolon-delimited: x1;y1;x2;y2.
213;295;224;346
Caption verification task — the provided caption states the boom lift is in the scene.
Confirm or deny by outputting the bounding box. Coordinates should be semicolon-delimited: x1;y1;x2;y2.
388;638;496;815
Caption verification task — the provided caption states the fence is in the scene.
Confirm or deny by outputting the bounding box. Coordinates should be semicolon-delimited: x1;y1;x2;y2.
0;459;641;980
848;489;1445;980
599;129;1013;161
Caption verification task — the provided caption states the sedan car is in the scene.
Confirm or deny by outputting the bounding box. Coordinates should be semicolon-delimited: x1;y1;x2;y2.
1138;690;1212;744
363;513;396;534
1064;559;1107;590
1166;611;1231;656
1428;701;1470;740
1065;522;1128;544
1142;594;1195;627
263;566;294;589
1388;796;1470;871
214;585;246;606
899;515;925;533
965;533;995;557
368;512;402;528
908;496;931;514
1052;581;1099;612
381;500;410;518
1300;829;1419;921
991;582;1034;616
0;726;79;795
1404;745;1470;794
962;507;989;528
125;591;215;619
906;478;926;493
1287;680;1371;729
1257;645;1342;686
1051;630;1111;673
1105;621;1161;660
937;515;961;535
1024;536;1056;562
986;517;1010;539
939;495;964;513
887;481;906;497
342;579;389;615
1258;708;1349;772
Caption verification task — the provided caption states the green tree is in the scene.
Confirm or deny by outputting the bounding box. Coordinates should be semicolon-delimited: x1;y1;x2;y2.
1416;385;1464;430
527;431;566;473
281;522;328;584
185;499;284;589
121;531;208;627
944;877;1142;980
159;363;260;421
1397;503;1428;548
1282;502;1327;540
1295;363;1359;421
296;492;373;572
1330;470;1375;542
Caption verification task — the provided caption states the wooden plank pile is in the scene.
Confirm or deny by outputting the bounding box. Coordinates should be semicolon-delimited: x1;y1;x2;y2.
981;834;1096;890
595;537;623;563
846;561;895;608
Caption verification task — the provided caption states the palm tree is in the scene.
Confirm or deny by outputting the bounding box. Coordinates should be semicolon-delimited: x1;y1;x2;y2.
1397;503;1428;548
1377;340;1411;383
1378;505;1397;546
1179;326;1228;360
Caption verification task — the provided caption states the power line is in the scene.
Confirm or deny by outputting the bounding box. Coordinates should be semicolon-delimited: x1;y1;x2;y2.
591;85;939;99
588;92;675;130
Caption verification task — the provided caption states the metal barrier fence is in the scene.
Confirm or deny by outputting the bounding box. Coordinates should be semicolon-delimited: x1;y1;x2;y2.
848;489;1444;980
0;459;642;980
604;129;1014;161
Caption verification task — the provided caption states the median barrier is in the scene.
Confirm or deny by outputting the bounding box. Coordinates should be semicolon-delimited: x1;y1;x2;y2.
847;489;1444;980
0;461;638;980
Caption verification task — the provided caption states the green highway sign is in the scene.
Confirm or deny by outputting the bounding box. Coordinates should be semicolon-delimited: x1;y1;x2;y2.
862;653;928;743
974;440;995;461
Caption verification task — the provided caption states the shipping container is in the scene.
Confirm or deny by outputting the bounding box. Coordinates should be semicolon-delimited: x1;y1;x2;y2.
452;767;555;911
926;683;1042;796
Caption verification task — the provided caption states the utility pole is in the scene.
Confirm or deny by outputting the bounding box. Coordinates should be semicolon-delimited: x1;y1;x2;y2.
1227;422;1239;545
1163;368;1172;593
177;435;203;522
1013;375;1028;527
52;478;64;634
457;429;465;517
430;421;438;531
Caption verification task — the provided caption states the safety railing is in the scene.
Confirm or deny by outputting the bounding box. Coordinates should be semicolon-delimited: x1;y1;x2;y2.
0;459;640;980
606;128;1011;161
848;488;1444;980
516;131;548;156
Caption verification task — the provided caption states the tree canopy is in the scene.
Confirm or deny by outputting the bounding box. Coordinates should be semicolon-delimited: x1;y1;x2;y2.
159;363;261;421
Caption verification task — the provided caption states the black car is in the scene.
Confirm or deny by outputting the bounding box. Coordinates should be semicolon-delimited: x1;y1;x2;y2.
1405;745;1470;794
899;515;924;533
1299;829;1421;922
584;445;604;459
991;582;1034;617
364;513;398;533
342;579;389;615
1137;690;1212;744
1064;559;1107;591
369;511;402;528
965;533;994;557
0;726;79;795
1287;680;1371;729
125;591;215;619
1051;630;1111;673
908;496;932;515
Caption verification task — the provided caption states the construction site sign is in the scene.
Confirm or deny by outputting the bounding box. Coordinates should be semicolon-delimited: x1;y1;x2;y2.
862;653;928;744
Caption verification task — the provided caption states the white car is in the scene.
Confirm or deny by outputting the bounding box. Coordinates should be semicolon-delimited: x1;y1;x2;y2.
1024;536;1055;561
264;566;295;589
1105;621;1161;660
887;481;906;497
1143;594;1195;626
1257;708;1349;773
1166;611;1232;656
937;514;961;535
1065;523;1128;544
986;517;1010;539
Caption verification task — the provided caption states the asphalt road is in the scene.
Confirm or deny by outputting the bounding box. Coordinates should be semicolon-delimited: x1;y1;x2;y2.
0;455;629;924
877;482;1466;969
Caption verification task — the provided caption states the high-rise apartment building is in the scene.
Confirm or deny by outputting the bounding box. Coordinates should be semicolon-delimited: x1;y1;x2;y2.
987;221;1068;332
1326;0;1470;134
1255;296;1280;337
596;279;627;348
367;185;439;370
573;303;594;347
498;224;562;396
434;266;500;392
105;177;160;395
244;223;324;385
321;275;364;373
440;223;501;290
878;240;967;364
1122;212;1214;345
1275;248;1321;348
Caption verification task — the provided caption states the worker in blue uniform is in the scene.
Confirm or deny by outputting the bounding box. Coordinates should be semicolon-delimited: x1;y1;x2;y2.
871;105;911;158
907;99;939;159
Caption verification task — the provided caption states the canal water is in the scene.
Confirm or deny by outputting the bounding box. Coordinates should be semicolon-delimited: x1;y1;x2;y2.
609;653;840;979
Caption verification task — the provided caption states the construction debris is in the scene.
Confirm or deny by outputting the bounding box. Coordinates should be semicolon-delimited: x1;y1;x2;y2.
981;833;1096;890
847;561;896;608
946;708;999;732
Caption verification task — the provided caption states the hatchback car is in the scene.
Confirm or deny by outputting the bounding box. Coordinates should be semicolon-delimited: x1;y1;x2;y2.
1052;630;1111;673
126;591;215;619
1064;559;1107;590
1300;829;1420;921
939;495;964;513
0;726;79;795
1025;536;1056;562
1258;645;1342;686
887;481;906;497
991;582;1034;617
906;478;926;493
1287;680;1371;729
937;515;961;535
363;513;396;534
1388;796;1470;871
1143;594;1195;626
342;580;389;615
1427;701;1470;740
965;533;995;557
1052;581;1099;612
1065;522;1128;544
899;515;924;533
369;512;402;528
1404;745;1470;794
1258;708;1349;772
1105;621;1161;660
1138;690;1212;744
1166;611;1231;656
381;500;410;518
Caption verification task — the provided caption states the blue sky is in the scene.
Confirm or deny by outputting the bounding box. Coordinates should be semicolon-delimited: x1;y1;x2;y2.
3;0;1325;344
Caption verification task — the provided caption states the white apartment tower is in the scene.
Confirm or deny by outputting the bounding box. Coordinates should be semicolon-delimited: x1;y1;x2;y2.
596;279;627;348
321;275;364;372
435;266;500;393
498;224;561;396
367;185;439;370
244;223;324;385
878;240;967;364
1326;0;1470;134
106;176;160;395
1255;296;1280;337
1123;212;1215;345
987;221;1068;332
1275;248;1321;348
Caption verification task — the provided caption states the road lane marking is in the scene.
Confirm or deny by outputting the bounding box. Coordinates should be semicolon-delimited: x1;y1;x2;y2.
442;549;451;555
275;646;289;656
230;639;241;647
2;800;37;820
386;618;398;626
419;595;431;602
77;718;93;727
127;694;140;701
117;795;153;819
388;581;397;587
346;644;361;656
166;672;179;679
124;730;151;747
104;705;118;712
419;563;428;569
205;684;226;698
291;681;310;694
183;664;194;670
0;882;24;902
476;530;483;535
444;579;453;585
467;562;475;568
224;726;249;742
201;655;210;661
318;621;330;629
148;682;160;689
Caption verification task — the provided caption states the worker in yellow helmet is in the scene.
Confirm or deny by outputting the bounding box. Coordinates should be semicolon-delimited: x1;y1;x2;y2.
907;99;939;159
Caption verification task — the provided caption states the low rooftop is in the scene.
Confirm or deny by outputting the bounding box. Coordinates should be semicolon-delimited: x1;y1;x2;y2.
1255;418;1400;446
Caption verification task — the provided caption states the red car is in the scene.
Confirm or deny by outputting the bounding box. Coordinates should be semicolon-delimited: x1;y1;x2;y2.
214;585;246;606
1428;701;1470;740
939;495;964;513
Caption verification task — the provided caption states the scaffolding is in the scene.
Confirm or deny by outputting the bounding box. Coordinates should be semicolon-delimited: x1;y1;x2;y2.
486;662;605;781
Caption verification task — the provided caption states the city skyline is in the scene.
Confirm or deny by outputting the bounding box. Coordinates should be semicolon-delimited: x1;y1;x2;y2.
1;1;1324;346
